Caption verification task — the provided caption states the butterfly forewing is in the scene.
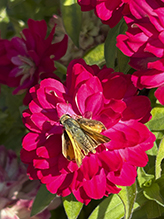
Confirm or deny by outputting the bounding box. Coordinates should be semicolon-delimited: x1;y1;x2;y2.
83;128;110;145
77;118;106;133
77;118;110;144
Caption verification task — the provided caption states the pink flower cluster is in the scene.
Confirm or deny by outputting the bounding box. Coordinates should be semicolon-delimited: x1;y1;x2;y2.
0;0;159;210
21;59;155;204
0;19;68;104
0;145;58;219
77;0;164;28
116;1;164;104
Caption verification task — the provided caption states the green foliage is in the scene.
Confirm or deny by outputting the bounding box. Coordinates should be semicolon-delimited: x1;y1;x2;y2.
147;105;164;131
54;61;67;81
116;49;130;73
137;167;154;188
89;194;125;219
130;100;164;219
31;184;57;217
143;182;164;207
104;18;128;71
84;43;105;66
155;138;164;179
0;85;26;153
63;193;83;219
0;0;60;38
118;184;139;219
60;0;82;47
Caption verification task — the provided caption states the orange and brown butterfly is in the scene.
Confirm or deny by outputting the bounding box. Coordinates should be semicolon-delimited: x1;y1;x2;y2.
60;114;110;167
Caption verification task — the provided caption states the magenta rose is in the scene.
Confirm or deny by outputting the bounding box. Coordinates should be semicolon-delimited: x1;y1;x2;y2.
21;59;155;204
0;19;68;104
78;0;126;27
117;4;164;104
77;0;163;28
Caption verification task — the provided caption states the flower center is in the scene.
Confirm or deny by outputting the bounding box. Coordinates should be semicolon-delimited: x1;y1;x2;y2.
12;55;36;85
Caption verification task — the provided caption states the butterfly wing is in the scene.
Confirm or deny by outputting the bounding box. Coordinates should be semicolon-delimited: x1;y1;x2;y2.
84;129;110;145
62;129;84;167
77;118;106;133
77;118;110;145
73;140;85;167
62;131;75;161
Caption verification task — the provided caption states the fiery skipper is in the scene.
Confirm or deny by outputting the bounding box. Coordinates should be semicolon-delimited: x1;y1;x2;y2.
60;114;110;167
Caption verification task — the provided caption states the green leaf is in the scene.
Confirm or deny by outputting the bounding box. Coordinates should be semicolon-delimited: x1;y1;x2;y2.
143;183;164;207
84;43;105;66
0;127;26;153
104;19;127;69
132;199;164;219
104;25;119;69
89;194;124;219
60;0;82;47
54;61;67;81
135;188;149;207
118;183;139;219
116;49;130;73
0;2;10;38
116;20;129;73
156;174;164;202
0;7;9;22
0;85;26;152
153;131;164;141
130;207;147;219
146;140;158;156
61;0;76;6
31;184;56;217
144;124;158;156
156;138;164;179
156;174;164;190
148;88;157;108
55;61;67;75
8;0;25;8
137;167;154;188
133;180;164;219
63;193;83;219
147;106;164;131
144;200;164;219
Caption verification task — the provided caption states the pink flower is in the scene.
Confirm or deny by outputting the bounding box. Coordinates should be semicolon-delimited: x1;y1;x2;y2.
0;145;60;219
21;59;155;204
1;199;51;219
0;19;68;105
116;4;164;104
78;0;125;27
77;0;164;28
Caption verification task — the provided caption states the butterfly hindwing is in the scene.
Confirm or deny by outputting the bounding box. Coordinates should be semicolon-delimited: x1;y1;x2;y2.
62;131;75;161
62;129;85;167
